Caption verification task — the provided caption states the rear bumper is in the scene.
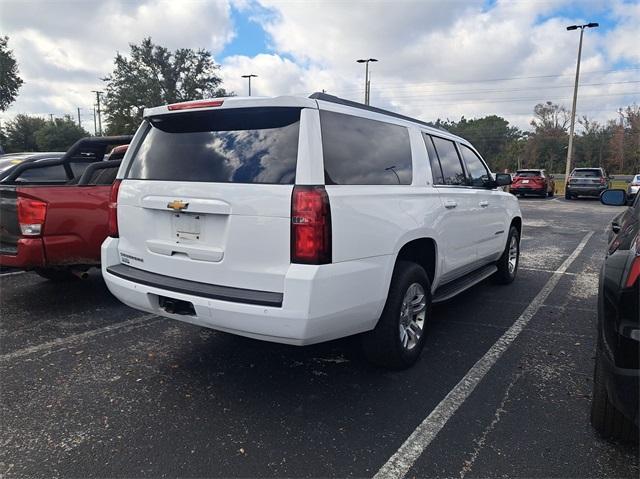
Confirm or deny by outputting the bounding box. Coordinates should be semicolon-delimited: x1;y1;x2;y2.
101;237;391;345
511;186;546;195
566;185;607;197
0;238;46;268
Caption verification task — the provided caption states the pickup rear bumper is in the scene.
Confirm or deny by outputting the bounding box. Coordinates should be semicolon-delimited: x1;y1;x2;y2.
0;238;46;268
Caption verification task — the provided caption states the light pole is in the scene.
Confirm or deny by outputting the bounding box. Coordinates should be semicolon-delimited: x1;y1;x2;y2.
564;22;598;192
241;74;258;96
91;90;104;136
356;58;378;105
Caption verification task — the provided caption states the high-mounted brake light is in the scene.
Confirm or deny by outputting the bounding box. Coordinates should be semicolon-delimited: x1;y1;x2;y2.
291;186;331;264
167;100;224;111
107;179;121;238
17;198;47;236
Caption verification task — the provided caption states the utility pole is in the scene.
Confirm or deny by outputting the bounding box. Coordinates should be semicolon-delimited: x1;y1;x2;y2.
356;58;378;105
49;114;54;122
241;74;257;96
77;107;82;128
564;22;598;192
92;90;104;136
93;105;97;136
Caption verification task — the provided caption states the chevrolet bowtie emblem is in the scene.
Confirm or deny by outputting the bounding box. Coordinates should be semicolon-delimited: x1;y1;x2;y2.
167;200;189;211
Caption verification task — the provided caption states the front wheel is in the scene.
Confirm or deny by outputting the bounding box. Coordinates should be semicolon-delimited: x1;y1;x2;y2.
362;261;432;369
494;226;520;284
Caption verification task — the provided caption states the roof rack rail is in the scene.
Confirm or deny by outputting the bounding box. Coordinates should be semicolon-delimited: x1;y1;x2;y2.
308;92;441;131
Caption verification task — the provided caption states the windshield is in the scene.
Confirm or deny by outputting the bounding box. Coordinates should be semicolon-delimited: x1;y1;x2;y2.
516;171;542;177
126;107;301;184
572;169;601;178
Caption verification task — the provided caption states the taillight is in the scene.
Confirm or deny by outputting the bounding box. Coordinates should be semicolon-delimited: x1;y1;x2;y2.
17;198;47;236
108;179;121;238
625;238;640;288
291;185;331;264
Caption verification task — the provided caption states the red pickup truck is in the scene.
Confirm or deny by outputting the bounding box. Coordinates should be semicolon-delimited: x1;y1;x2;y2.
0;136;131;280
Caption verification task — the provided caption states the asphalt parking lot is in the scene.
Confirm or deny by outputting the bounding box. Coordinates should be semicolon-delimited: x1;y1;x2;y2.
1;197;638;478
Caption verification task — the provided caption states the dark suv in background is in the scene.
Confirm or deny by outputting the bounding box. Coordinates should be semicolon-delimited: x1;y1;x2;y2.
566;167;610;200
592;189;639;442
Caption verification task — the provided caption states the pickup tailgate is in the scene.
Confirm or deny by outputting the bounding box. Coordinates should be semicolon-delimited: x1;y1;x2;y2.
13;185;112;265
0;185;19;255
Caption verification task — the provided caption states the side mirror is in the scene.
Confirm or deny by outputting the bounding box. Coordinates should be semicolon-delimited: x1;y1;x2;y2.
494;173;512;187
600;189;627;206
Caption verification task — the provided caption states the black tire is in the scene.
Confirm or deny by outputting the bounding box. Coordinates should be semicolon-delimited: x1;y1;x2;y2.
494;226;520;284
34;268;80;282
362;261;432;369
565;191;572;200
547;189;554;197
590;351;637;442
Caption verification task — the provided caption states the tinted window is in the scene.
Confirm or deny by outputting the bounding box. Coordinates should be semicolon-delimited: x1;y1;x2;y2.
423;134;443;184
127;107;301;184
572;169;601;178
516;170;542;177
320;111;412;185
431;136;465;186
17;164;67;182
460;144;490;187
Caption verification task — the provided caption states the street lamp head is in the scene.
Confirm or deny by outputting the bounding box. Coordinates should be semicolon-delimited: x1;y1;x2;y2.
241;74;257;78
369;58;378;62
356;59;367;63
586;22;599;28
566;25;578;30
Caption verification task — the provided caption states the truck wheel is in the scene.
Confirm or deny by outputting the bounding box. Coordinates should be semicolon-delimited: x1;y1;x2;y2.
590;351;637;442
494;226;520;284
34;268;81;282
565;191;572;200
548;189;554;197
362;261;432;369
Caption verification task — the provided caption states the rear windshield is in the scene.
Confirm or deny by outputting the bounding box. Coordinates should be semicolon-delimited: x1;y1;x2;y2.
127;107;301;184
572;169;601;178
516;171;541;177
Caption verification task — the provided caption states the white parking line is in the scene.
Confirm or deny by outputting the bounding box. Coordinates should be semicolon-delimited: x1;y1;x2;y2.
0;314;159;363
373;230;594;479
0;271;26;277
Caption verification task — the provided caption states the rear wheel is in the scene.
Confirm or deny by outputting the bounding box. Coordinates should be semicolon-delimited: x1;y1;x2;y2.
34;268;81;282
494;226;520;284
565;191;572;200
547;189;554;197
590;351;637;442
362;261;431;369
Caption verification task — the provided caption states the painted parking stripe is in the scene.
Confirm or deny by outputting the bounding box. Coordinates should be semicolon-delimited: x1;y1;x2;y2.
0;314;159;363
373;230;594;479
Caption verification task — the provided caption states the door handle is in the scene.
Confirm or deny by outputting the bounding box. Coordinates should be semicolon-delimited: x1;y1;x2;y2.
444;200;457;209
479;201;489;208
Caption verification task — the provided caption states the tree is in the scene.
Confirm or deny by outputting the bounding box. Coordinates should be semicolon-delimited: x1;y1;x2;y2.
3;114;47;152
103;38;230;135
0;36;24;111
35;116;89;151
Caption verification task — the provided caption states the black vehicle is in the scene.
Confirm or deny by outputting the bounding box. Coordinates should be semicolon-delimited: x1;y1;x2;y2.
591;189;639;441
565;167;610;200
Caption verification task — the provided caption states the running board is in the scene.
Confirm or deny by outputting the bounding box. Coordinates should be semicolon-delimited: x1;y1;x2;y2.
432;264;498;304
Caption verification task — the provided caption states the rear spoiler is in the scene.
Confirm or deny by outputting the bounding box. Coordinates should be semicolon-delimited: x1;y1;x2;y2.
3;135;132;184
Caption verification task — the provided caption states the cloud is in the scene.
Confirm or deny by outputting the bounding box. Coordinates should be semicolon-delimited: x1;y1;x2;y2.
0;0;235;127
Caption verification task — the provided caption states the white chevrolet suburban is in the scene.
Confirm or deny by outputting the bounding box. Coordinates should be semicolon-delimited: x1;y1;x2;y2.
102;93;521;369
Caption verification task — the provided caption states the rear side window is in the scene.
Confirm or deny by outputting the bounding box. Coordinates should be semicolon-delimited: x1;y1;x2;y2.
127;107;301;184
320;111;412;185
459;144;490;187
429;136;466;186
423;134;443;185
16;164;67;183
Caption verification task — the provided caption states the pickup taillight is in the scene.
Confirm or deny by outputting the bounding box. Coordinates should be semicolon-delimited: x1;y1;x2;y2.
107;179;121;238
626;238;640;288
291;185;331;264
17;198;47;236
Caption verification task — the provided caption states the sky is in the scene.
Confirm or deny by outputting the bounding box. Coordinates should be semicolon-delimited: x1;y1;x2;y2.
1;0;639;134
